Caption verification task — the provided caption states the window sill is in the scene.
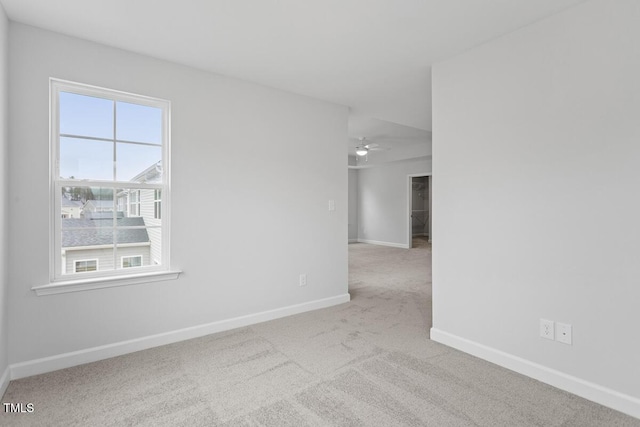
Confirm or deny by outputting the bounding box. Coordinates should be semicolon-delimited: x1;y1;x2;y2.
32;270;182;296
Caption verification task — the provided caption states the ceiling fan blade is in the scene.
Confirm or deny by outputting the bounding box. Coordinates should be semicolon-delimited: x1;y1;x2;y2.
364;142;389;151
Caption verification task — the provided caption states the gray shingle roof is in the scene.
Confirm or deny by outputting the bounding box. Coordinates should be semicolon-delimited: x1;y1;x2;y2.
62;217;150;248
61;197;83;208
85;212;124;220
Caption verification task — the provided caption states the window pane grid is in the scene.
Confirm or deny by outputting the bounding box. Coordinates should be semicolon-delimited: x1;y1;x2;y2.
74;260;98;273
121;255;143;269
53;79;169;280
57;94;164;184
60;133;162;148
61;226;161;231
57;181;163;190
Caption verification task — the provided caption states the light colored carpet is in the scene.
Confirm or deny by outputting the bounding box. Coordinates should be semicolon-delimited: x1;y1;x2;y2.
2;237;638;426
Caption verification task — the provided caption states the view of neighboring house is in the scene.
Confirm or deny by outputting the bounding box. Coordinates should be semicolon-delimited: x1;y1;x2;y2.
61;214;151;274
82;199;114;215
60;161;163;274
117;161;162;266
60;195;82;219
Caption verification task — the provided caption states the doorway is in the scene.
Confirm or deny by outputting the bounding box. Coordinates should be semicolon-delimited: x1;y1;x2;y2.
408;174;431;249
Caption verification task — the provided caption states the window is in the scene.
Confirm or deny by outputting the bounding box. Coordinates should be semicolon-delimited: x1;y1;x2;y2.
154;189;162;219
75;259;98;273
122;255;143;268
50;79;171;285
129;190;140;217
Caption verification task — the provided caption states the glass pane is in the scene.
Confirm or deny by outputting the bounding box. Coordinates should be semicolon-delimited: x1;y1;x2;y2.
116;143;162;182
60;137;113;180
116;101;162;144
62;221;114;244
60;186;115;221
153;189;162;219
60;187;85;220
117;186;163;265
60;92;113;139
116;188;142;218
61;186;117;274
65;248;114;274
146;226;162;266
117;250;145;269
122;256;142;268
74;260;98;273
115;223;149;246
114;225;158;270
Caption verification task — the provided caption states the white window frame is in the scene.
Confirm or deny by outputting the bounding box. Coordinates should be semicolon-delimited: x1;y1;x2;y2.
74;259;99;273
33;79;180;296
121;255;143;269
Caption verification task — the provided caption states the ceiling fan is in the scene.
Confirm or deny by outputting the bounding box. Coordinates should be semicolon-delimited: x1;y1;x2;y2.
354;137;384;157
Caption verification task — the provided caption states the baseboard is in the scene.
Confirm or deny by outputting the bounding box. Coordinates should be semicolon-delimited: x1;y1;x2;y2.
357;239;409;249
430;328;640;420
0;364;9;399
10;293;351;381
348;239;358;243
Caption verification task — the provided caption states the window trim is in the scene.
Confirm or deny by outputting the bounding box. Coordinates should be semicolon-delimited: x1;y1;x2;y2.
38;78;179;294
74;259;98;273
32;270;182;296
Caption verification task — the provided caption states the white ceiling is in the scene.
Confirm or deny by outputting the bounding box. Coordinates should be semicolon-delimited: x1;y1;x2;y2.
1;0;586;152
348;115;431;166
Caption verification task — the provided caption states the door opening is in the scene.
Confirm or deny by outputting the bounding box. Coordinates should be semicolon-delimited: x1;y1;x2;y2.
408;174;431;249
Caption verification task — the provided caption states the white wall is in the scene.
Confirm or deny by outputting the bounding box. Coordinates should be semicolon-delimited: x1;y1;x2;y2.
348;168;358;242
8;24;348;366
432;0;640;417
0;3;9;395
357;157;431;247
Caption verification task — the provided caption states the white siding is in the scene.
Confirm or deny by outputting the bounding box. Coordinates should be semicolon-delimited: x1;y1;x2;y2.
61;206;82;219
65;245;150;273
139;188;162;264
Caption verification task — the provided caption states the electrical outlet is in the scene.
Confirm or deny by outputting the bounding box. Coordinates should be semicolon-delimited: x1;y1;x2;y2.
328;200;335;211
540;319;554;340
556;322;572;345
299;274;307;287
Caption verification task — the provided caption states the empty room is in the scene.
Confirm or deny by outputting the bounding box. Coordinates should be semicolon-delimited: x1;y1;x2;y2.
1;0;639;425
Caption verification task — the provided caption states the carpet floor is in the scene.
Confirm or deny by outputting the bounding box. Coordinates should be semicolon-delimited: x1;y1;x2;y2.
1;237;638;426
